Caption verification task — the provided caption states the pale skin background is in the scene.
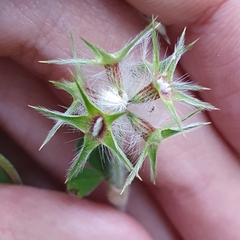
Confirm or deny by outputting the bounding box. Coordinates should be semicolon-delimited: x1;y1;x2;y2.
0;0;240;239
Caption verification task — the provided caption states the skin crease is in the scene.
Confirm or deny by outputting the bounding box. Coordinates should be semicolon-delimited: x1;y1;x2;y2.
0;0;240;239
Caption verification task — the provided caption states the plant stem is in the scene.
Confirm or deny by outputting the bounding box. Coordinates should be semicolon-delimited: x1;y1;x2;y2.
107;160;129;211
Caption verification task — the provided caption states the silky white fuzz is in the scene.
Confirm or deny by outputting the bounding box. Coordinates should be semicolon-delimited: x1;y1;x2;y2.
157;78;172;94
92;117;104;137
96;87;129;113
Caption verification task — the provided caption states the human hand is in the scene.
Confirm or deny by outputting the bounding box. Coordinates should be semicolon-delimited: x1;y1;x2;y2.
1;0;240;239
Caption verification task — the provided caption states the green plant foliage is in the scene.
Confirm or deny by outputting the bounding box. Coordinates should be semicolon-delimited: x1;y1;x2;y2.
67;168;104;197
67;138;111;196
0;154;22;184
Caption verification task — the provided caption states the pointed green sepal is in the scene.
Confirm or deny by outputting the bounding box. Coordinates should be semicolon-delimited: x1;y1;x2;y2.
70;31;83;83
30;106;90;133
104;110;128;126
184;38;199;52
103;130;140;179
50;80;82;101
152;19;160;73
113;22;152;62
40;22;152;67
76;138;110;177
161;122;210;139
81;37;117;65
172;81;210;91
39;101;80;150
73;76;102;115
122;121;209;192
122;128;162;192
174;90;217;110
160;97;182;130
148;144;158;183
39;58;97;66
66;134;99;181
67;138;110;197
81;21;152;65
158;28;197;83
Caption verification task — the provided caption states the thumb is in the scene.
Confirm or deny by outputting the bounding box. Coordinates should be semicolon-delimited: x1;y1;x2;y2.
0;185;151;240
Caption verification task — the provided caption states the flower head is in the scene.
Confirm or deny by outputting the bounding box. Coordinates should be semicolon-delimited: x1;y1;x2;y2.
32;19;215;193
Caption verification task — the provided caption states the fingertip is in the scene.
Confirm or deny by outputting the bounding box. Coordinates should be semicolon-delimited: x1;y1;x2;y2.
0;185;151;240
126;0;224;26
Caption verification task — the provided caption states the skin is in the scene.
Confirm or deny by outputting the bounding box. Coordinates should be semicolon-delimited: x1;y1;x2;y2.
0;0;240;239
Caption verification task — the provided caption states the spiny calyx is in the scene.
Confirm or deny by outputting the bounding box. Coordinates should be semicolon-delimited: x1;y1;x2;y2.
33;19;215;193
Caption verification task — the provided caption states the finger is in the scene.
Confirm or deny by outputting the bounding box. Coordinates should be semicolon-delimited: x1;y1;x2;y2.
0;0;149;180
0;128;62;190
0;58;77;182
0;0;147;80
0;59;181;239
2;0;240;239
143;118;240;240
126;0;240;155
127;181;182;240
124;1;240;239
0;185;151;240
126;0;223;25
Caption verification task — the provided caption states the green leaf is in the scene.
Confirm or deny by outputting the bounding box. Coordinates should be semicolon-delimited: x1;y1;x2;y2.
0;154;22;184
121;148;148;193
67;167;104;197
0;167;11;183
158;55;174;78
